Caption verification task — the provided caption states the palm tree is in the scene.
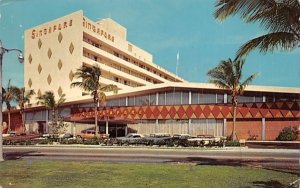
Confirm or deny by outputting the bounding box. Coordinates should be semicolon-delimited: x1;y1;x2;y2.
2;80;16;133
214;0;300;58
207;58;257;141
70;64;118;136
37;91;66;133
13;87;35;132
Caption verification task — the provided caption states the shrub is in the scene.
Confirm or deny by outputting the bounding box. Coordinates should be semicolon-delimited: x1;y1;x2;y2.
83;137;104;145
225;141;240;147
276;126;299;141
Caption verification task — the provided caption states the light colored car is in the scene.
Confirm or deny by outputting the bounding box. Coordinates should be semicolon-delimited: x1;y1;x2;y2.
115;133;145;145
59;133;74;139
188;135;215;146
76;130;96;139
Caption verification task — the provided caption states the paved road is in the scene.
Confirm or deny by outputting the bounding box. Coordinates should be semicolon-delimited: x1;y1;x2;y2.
3;146;300;172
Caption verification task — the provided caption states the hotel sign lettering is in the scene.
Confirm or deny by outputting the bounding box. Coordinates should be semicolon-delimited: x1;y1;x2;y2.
31;19;73;39
83;17;115;42
31;17;115;43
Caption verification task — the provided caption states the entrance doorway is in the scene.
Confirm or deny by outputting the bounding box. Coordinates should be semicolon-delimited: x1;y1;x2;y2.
99;123;127;138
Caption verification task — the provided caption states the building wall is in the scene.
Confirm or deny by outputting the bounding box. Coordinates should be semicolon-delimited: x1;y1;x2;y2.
24;11;84;103
3;111;23;133
265;120;299;140
226;120;262;140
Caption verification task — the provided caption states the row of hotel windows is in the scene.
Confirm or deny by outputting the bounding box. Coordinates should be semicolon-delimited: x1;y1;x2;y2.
105;91;267;107
83;36;174;83
83;49;160;86
104;91;299;107
83;51;145;87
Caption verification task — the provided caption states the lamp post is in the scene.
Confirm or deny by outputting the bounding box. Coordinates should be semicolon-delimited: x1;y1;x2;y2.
0;40;24;162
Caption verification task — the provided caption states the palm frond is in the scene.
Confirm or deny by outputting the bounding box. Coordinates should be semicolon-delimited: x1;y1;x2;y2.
239;73;257;94
100;84;118;94
246;1;300;35
207;58;256;96
214;0;276;21
236;32;298;58
56;94;66;107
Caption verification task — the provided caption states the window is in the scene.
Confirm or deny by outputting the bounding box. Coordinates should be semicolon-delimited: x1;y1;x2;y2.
190;119;224;137
135;95;149;106
128;96;135;106
113;52;119;57
217;94;224;103
199;94;216;104
149;93;156;105
158;92;165;105
182;92;189;104
191;92;199;104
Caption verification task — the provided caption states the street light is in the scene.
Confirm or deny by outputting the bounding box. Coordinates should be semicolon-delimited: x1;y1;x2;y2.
0;40;24;162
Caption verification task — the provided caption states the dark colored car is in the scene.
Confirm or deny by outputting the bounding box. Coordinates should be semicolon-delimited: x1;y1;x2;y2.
144;133;172;146
172;134;192;147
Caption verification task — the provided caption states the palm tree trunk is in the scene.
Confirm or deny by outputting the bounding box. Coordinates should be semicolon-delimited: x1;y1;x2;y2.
51;109;55;134
232;96;238;141
232;105;237;141
0;55;4;162
95;102;99;137
8;110;11;133
21;111;25;132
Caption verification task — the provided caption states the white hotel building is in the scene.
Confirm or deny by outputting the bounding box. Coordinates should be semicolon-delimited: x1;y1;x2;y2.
17;10;299;140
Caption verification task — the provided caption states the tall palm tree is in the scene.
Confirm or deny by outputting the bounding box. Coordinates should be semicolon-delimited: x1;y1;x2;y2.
70;64;118;136
214;0;300;58
37;91;66;133
2;80;16;132
207;58;257;141
13;87;35;132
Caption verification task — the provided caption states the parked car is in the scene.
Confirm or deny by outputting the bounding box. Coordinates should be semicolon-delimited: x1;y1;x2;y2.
76;130;109;140
59;133;74;139
172;134;192;147
144;133;172;146
76;130;96;140
187;135;225;147
115;133;145;145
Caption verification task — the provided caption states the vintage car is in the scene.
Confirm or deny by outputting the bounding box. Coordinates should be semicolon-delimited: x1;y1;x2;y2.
172;134;192;147
144;133;172;146
76;130;109;140
187;135;225;147
114;133;145;145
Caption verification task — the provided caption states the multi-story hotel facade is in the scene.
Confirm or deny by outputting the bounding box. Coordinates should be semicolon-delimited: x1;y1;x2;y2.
4;10;299;140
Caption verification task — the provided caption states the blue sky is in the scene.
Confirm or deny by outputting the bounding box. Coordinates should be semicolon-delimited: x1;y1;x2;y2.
0;0;299;88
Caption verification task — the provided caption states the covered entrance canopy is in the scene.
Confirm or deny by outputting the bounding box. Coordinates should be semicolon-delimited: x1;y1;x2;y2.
66;109;137;137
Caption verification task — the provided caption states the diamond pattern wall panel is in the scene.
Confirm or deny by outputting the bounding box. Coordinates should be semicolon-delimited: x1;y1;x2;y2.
58;32;63;43
47;74;52;85
69;70;74;81
37;64;42;74
58;86;63;96
58;59;63;70
47;48;52;59
28;54;33;64
38;39;42;49
70;102;300;121
69;42;74;54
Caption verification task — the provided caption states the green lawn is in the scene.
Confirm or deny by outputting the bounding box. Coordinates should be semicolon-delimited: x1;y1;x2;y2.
0;160;298;188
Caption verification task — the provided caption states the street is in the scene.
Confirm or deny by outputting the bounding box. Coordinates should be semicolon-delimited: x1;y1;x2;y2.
3;146;300;173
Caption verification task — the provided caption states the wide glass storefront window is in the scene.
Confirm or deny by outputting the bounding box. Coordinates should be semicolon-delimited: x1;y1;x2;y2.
190;119;224;137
